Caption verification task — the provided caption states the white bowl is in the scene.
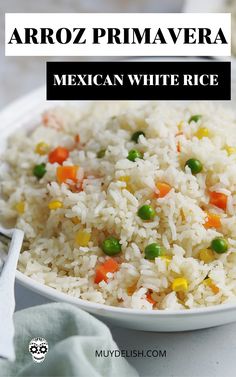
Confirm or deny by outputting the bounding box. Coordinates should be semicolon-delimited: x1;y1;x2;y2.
1;63;236;332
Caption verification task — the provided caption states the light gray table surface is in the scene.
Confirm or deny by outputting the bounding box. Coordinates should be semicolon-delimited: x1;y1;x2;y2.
1;0;236;376
15;283;236;377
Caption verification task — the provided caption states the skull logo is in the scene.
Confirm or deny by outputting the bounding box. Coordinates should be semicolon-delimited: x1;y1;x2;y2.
29;337;48;363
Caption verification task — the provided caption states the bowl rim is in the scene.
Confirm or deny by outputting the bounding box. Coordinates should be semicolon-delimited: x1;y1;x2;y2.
1;59;236;318
16;270;236;316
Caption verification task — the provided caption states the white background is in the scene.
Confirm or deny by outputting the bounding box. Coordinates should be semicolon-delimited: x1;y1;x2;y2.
5;13;231;56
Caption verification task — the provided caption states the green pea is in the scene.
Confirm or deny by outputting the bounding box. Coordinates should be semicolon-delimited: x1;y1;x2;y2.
33;163;46;179
211;237;228;254
137;205;156;220
188;115;202;123
185;158;203;174
102;236;122;256
127;149;143;162
97;149;106;158
145;243;165;260
131;131;146;143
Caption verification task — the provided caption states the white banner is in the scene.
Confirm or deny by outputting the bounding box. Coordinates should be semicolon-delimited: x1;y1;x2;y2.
5;13;231;56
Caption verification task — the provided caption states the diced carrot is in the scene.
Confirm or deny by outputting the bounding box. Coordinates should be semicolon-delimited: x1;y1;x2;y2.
127;282;138;295
49;147;69;165
175;130;184;152
42;113;49;125
146;290;156;305
204;212;221;229
210;283;220;294
42;111;63;130
94;258;119;284
155;182;172;198
68;182;83;193
57;166;78;184
209;192;228;211
75;134;80;143
177;141;181;153
204;278;220;294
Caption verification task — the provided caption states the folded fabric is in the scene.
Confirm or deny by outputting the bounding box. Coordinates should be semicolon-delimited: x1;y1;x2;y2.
0;303;138;377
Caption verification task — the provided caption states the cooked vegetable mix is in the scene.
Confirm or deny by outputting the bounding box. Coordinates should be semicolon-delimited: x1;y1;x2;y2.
48;200;63;210
203;278;219;294
172;278;188;292
97;149;106;158
185;158;203;174
195;127;209;139
146;291;156;305
35;142;49;155
145;243;165;260
127;149;143;162
211;237;228;254
204;212;221;229
3;102;236;311
56;166;78;184
95;258;119;284
33;163;46;179
225;145;236;155
188;114;202;123
15;201;25;214
48;146;69;165
137;205;156;220
102;236;122;256
131;131;145;143
209;192;227;211
75;230;91;247
155;182;172;198
198;249;215;263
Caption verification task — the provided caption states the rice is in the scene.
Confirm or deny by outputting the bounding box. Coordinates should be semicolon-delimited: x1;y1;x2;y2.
1;101;236;310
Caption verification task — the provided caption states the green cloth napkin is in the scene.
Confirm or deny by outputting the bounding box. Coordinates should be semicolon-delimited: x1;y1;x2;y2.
0;303;138;377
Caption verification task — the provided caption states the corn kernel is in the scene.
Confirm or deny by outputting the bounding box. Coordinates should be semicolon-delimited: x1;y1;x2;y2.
203;278;211;286
160;255;172;265
48;200;63;210
15;201;25;214
118;176;134;193
125;184;134;193
198;249;215;263
180;209;185;221
71;217;80;224
225;146;236;156
172;277;188;292
35;142;49;155
203;278;220;294
118;176;130;183
195;127;209;139
178;120;184;131
75;230;91;247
